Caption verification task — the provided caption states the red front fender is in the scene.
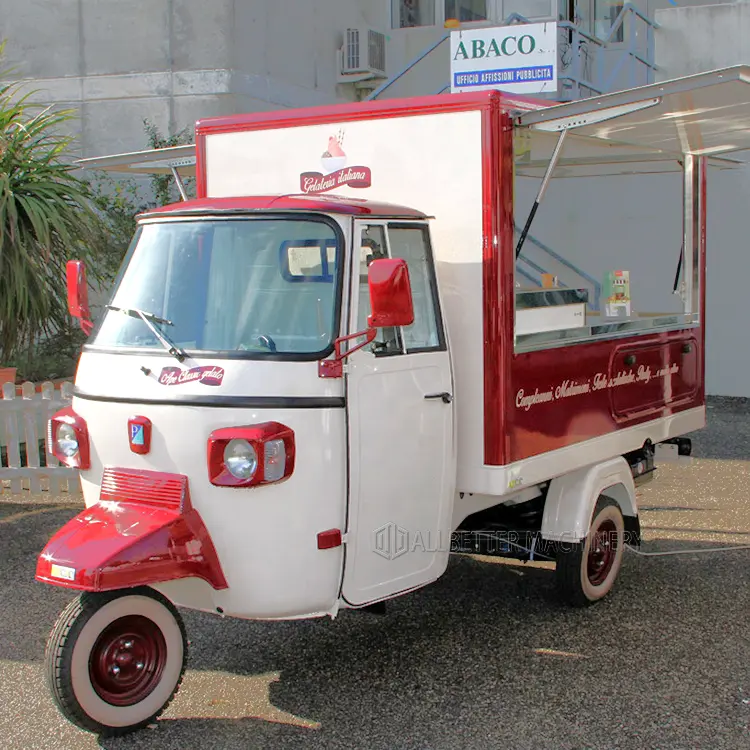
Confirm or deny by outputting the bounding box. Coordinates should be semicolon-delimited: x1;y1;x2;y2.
36;469;228;592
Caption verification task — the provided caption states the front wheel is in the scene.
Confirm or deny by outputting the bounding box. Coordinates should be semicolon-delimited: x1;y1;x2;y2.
45;586;187;737
555;497;625;607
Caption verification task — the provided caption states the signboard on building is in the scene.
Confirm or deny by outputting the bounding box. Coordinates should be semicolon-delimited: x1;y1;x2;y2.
450;23;557;95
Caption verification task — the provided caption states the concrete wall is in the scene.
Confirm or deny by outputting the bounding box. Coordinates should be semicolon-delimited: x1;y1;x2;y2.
0;0;696;157
0;0;380;157
655;2;750;81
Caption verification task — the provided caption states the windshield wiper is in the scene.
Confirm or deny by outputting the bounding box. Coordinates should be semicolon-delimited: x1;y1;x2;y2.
106;305;187;363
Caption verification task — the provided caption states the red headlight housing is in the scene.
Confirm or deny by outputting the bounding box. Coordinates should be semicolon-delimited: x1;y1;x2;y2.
207;422;295;488
47;407;91;469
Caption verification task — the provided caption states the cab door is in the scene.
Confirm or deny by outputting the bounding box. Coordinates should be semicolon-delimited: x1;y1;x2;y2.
341;221;456;606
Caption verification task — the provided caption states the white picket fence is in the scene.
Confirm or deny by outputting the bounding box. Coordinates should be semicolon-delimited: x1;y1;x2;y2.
0;381;81;496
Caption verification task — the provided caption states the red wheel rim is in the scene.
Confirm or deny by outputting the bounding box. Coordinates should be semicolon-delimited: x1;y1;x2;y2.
89;615;167;706
587;519;618;586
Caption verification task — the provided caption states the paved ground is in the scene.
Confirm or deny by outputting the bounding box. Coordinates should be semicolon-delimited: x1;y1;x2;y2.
1;399;749;750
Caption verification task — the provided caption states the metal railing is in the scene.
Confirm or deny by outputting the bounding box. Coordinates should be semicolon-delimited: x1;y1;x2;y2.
515;227;602;310
365;32;451;101
598;3;659;91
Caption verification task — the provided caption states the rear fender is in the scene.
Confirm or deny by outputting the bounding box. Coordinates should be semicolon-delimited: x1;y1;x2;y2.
35;469;228;592
541;456;637;543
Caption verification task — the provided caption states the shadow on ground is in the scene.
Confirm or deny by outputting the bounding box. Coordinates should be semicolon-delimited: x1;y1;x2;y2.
0;401;748;749
1;503;747;750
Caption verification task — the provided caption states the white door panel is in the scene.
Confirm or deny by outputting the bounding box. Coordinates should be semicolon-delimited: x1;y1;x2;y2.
342;219;456;606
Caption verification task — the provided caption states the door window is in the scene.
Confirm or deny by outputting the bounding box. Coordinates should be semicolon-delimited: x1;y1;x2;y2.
388;225;443;351
357;222;445;355
358;225;402;355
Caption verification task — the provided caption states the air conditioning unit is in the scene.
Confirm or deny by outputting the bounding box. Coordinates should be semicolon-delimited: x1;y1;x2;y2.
338;27;387;80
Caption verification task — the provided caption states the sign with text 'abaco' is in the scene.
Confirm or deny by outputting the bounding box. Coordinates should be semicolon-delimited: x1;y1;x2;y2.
450;23;557;95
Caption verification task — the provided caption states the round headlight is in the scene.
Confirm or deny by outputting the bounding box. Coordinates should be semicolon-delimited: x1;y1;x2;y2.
56;423;79;458
224;439;258;480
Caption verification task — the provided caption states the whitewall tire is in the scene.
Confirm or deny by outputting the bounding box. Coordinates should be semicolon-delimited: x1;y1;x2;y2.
45;586;187;736
555;497;625;607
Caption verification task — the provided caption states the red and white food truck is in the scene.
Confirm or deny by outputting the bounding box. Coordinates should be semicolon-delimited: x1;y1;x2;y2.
37;66;750;735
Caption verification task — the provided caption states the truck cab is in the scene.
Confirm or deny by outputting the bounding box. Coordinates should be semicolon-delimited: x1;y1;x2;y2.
43;195;457;618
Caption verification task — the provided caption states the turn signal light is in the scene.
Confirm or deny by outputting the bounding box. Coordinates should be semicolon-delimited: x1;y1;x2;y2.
47;407;91;469
207;422;295;488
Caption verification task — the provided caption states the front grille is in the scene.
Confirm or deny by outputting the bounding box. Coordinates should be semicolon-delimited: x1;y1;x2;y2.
100;467;188;511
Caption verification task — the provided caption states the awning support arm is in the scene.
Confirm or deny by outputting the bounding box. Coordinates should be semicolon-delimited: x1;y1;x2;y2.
515;129;568;259
672;241;684;295
170;166;189;202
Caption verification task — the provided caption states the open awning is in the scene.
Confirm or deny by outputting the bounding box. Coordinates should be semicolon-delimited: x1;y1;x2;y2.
514;65;750;177
76;145;196;176
76;67;750;181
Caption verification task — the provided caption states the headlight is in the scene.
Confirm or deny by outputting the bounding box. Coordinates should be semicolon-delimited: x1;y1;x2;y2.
56;423;79;458
207;422;296;488
223;439;258;480
48;408;90;469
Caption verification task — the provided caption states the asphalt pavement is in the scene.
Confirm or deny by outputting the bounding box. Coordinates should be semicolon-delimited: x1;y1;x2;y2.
1;398;749;750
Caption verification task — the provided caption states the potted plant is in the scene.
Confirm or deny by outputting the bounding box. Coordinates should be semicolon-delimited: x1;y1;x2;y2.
0;366;16;386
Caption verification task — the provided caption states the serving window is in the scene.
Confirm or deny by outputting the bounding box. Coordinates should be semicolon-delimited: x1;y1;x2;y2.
511;128;701;353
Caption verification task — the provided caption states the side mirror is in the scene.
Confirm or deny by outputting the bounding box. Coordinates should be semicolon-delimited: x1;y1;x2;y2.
367;258;414;329
66;260;94;336
318;258;415;379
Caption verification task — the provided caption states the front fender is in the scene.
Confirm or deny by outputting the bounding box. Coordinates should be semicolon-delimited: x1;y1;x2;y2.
36;496;228;593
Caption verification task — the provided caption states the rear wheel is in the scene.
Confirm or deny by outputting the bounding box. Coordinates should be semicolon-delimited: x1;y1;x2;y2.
45;586;187;737
555;497;625;607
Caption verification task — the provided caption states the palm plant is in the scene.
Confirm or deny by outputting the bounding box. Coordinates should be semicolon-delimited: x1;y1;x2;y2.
0;42;102;364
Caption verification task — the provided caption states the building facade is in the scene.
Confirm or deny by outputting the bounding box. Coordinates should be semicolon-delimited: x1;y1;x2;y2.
1;0;749;395
0;0;696;156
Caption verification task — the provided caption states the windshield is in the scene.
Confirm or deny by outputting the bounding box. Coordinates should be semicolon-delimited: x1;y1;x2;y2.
92;216;343;358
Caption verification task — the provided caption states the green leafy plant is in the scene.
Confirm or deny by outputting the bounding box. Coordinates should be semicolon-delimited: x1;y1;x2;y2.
0;41;104;366
143;118;196;205
0;59;197;381
84;119;196;288
88;173;148;282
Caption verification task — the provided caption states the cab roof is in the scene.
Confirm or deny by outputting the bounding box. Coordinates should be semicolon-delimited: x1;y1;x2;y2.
137;194;429;220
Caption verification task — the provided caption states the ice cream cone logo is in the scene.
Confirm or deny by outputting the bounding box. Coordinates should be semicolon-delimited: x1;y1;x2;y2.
300;130;372;194
321;129;347;174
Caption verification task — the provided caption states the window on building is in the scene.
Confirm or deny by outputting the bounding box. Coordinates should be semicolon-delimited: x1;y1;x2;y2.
393;0;436;28
594;0;624;42
445;0;487;23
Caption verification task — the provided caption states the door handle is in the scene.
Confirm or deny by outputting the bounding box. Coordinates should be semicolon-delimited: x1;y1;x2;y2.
425;392;453;404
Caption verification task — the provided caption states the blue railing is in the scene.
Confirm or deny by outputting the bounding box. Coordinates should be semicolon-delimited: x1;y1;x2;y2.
557;4;659;100
515;226;602;310
367;6;659;102
517;264;541;287
598;3;659;93
365;33;451;101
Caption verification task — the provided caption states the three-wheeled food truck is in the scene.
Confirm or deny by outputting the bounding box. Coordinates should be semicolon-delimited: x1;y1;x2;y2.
37;66;750;735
